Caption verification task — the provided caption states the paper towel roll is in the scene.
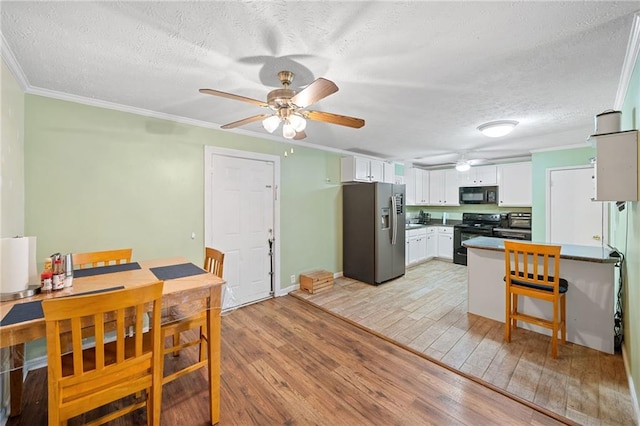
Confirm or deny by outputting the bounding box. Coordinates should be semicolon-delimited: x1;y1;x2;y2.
1;237;32;294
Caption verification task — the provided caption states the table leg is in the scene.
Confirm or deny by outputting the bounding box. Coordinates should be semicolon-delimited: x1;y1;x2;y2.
9;343;24;417
207;286;221;425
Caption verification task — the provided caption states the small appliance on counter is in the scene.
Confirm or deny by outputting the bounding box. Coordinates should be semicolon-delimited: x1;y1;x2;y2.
418;210;431;224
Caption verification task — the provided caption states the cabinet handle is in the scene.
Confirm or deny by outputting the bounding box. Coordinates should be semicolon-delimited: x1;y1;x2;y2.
593;235;601;240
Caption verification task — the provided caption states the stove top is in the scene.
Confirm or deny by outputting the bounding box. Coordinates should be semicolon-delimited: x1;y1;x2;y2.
458;212;502;228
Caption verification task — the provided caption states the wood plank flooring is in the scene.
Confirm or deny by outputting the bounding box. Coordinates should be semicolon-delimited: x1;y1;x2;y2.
8;295;569;425
291;260;637;426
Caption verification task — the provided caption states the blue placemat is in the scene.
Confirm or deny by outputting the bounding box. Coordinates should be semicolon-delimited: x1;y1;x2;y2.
0;286;125;326
150;263;206;280
73;262;141;278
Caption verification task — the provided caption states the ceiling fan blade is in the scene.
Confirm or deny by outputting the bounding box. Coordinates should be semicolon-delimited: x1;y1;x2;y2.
293;131;307;140
291;78;338;108
221;114;271;129
199;88;268;107
305;110;365;129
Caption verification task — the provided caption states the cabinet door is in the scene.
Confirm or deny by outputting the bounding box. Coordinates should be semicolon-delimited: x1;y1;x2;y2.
415;169;429;204
369;159;385;182
437;233;453;259
498;162;532;206
353;157;371;181
405;168;416;205
428;170;445;205
426;233;437;258
405;236;410;266
416;235;427;262
383;162;395;183
443;169;460;205
408;236;421;264
474;165;497;185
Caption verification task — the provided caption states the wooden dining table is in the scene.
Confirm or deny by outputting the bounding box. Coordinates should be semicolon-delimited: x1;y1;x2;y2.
0;256;225;424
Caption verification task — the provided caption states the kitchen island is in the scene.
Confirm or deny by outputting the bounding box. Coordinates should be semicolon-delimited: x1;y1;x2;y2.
463;236;619;354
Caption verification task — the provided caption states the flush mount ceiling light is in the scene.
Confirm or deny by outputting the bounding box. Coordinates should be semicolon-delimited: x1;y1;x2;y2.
477;120;519;138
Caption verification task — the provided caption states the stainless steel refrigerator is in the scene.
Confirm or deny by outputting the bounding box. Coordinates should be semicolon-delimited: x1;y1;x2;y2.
343;182;406;285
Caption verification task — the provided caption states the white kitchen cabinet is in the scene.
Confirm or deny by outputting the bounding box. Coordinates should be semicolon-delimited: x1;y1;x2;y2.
426;226;437;258
497;162;532;206
437;226;454;260
414;169;430;204
429;169;459;205
591;130;638;201
405;167;429;205
383;162;395;184
340;156;387;183
406;227;428;265
458;165;497;186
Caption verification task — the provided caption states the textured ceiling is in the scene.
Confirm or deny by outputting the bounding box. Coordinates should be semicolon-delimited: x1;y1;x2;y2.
1;1;639;166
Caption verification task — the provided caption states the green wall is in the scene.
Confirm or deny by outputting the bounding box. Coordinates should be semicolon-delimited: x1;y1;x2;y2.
24;95;343;290
618;52;640;408
531;146;596;241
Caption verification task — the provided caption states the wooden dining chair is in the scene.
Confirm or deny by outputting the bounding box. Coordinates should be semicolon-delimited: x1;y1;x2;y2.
161;247;224;384
504;240;568;358
72;248;133;269
42;281;164;426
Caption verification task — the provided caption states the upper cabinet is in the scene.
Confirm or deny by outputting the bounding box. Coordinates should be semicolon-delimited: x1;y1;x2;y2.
429;169;460;206
458;165;497;186
497;162;532;207
341;156;393;183
591;130;638;201
405;167;429;205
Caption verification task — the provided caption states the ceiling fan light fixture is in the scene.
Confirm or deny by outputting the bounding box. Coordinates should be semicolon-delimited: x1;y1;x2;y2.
262;115;280;133
477;120;518;138
282;121;296;139
455;161;471;172
289;113;306;132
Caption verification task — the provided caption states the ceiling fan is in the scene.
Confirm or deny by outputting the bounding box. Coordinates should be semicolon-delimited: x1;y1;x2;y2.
199;71;365;140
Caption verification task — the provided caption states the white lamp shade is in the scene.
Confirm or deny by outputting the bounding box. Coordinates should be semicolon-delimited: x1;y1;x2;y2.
282;122;296;139
288;114;306;132
262;115;281;133
478;120;518;138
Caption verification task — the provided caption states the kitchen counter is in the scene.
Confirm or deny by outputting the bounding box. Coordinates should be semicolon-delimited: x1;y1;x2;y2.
405;219;461;230
462;236;618;263
464;236;618;353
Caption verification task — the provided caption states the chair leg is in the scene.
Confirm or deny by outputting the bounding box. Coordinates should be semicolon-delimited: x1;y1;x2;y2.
561;295;567;344
172;332;181;357
505;289;511;343
551;299;559;359
198;326;206;362
512;294;518;331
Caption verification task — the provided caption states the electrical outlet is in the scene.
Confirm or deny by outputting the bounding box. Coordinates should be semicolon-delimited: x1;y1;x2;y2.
290;274;296;284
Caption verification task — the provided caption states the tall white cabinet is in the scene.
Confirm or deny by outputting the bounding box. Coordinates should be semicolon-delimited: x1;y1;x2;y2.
591;130;638;201
497;162;532;206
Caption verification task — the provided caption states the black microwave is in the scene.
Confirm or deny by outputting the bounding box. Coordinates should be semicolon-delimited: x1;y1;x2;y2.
459;186;498;204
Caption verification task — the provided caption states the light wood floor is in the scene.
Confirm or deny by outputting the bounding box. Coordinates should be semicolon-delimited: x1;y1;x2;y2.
291;260;637;426
9;296;569;425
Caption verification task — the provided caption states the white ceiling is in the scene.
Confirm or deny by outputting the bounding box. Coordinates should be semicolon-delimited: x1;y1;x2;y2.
1;1;639;166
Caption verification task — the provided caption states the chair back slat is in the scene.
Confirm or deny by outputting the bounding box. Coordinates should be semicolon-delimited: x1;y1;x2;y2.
72;248;133;269
42;281;163;425
505;241;561;293
204;247;225;278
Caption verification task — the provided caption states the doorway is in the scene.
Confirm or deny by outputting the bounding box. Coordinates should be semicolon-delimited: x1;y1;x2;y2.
204;146;280;309
546;165;607;246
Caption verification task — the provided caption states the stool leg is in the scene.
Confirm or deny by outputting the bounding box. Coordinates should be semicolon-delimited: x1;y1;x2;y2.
512;294;518;330
551;298;559;359
505;288;512;342
561;294;567;344
172;332;181;357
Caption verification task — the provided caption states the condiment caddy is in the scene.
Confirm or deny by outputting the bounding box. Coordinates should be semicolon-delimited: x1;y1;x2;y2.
41;253;73;292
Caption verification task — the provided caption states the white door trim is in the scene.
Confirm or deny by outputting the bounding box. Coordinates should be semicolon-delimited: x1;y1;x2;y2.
204;146;282;296
545;165;608;245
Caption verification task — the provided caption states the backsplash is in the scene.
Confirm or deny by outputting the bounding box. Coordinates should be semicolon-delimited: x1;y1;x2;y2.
406;205;531;222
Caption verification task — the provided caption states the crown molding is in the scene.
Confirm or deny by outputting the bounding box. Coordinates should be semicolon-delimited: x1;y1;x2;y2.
0;32;29;91
614;12;640;110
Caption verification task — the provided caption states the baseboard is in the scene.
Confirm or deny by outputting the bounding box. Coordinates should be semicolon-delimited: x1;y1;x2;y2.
622;343;640;424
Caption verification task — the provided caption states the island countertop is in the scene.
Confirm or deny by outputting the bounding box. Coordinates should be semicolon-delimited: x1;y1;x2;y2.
462;236;618;263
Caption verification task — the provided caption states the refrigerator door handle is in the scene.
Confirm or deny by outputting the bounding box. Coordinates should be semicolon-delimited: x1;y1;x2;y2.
390;195;397;245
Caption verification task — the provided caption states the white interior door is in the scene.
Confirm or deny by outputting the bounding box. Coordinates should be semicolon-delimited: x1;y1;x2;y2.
204;147;279;309
547;166;607;246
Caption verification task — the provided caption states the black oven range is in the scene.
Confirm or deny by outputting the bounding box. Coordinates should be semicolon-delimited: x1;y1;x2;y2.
453;213;501;265
453;212;532;265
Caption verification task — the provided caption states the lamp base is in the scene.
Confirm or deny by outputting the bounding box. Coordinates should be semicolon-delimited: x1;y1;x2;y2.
0;285;41;302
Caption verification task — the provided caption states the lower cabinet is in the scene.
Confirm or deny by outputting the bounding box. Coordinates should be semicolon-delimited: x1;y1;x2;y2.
426;227;437;258
437;226;454;260
406;228;427;265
